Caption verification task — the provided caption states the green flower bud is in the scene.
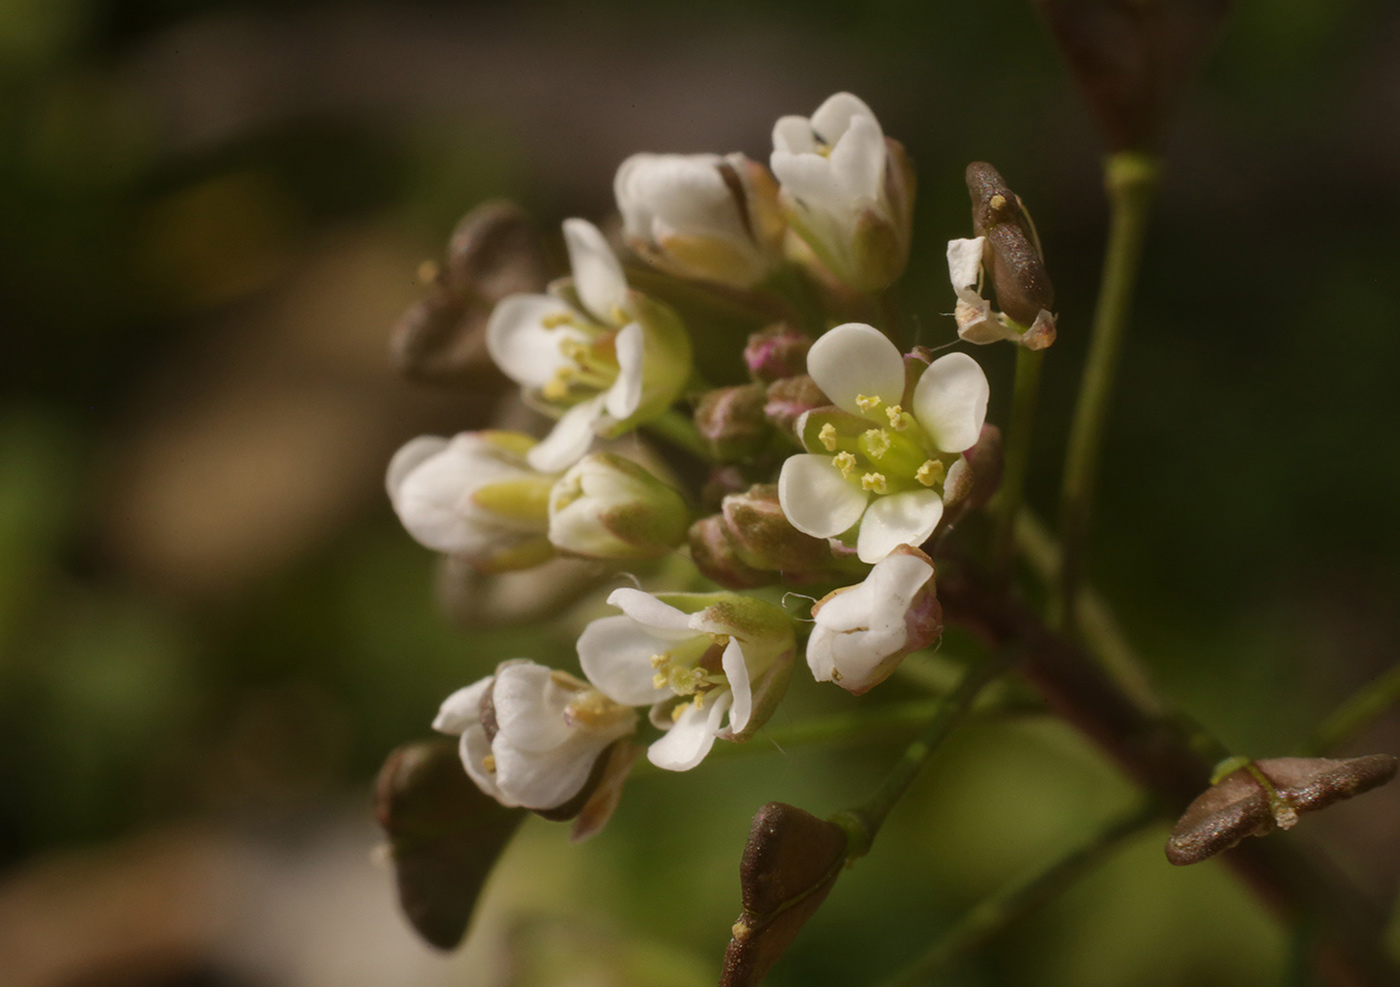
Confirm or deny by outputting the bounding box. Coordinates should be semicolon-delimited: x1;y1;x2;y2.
547;453;688;560
695;384;771;461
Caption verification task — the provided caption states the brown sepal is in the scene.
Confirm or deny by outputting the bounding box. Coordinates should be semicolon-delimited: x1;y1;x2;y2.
1165;754;1398;866
719;802;849;987
375;739;525;950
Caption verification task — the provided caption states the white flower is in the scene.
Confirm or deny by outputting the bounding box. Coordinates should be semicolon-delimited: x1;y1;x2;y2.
776;323;990;564
386;430;555;573
615;152;784;288
947;237;1057;349
486;218;692;473
806;547;942;694
770;92;913;293
547;452;689;560
434;660;637;814
577;589;794;771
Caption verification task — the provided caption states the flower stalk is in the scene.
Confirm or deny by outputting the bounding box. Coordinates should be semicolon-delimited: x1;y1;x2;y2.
1053;150;1160;636
991;346;1046;583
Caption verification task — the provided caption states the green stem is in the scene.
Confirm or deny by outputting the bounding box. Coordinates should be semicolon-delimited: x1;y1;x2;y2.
992;347;1046;583
642;409;714;463
876;803;1159;987
1052;151;1161;637
1016;510;1164;715
1302;662;1400;757
834;655;1015;859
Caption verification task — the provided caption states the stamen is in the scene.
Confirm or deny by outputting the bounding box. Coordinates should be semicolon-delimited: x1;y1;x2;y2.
855;393;883;414
541;312;576;329
916;460;945;487
482;754;497;773
818;422;838;452
649;653;669;668
833;451;857;478
670;702;688;723
653;672;669;689
861;472;889;494
885;405;909;430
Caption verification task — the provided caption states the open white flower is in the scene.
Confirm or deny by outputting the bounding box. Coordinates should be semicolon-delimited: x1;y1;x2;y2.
615;152;784;288
486;218;692;473
770;92;913;293
806;546;943;694
577;589;794;771
434;660;637;816
776;322;990;564
386;430;555;573
947;237;1057;349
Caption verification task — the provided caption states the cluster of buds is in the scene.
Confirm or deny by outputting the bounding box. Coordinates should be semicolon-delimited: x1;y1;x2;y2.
382;92;1043;836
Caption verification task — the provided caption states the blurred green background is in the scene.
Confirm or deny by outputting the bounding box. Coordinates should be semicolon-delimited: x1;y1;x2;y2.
2;0;1398;985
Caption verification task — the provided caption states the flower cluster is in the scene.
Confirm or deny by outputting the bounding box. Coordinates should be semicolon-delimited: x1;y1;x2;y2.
386;93;1033;834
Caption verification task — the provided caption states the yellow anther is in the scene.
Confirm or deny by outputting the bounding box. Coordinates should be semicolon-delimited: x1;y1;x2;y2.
861;472;889;494
541;376;570;401
855;393;883;414
541;312;575;329
670;702;687;723
609;305;629;325
818;422;839;452
482;754;497;773
558;338;587;359
862;428;892;458
416;260;440;285
916;460;945;487
653;672;669;689
649;652;669;669
989;193;1007;210
886;405;909;430
833;451;857;478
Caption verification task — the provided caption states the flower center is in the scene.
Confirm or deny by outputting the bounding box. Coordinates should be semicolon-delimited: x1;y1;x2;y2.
821;397;955;499
538;314;621;402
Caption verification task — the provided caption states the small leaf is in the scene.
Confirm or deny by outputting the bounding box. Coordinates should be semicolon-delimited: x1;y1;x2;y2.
1166;754;1397;866
719;802;849;987
375;739;525;949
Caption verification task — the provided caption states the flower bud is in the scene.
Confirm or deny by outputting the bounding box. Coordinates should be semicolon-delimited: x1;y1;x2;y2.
942;424;1004;514
744;323;812;384
387;431;556;573
547;452;689;560
615;152;785;289
770;93;914;293
763;374;828;437
807;546;943;695
722;484;831;574
695;384;770;461
689;514;779;590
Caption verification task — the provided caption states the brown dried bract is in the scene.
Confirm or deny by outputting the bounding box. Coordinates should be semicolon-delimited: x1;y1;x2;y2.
1165;754;1398;866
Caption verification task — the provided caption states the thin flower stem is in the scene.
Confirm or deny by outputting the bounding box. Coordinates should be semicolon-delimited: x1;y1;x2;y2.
992;347;1046;584
1052;151;1161;637
1016;510;1164;715
835;654;1016;859
642;408;714;462
1302;662;1400;757
876;802;1160;987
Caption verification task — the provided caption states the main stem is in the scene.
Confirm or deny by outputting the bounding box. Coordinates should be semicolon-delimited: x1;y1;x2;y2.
1053;151;1161;636
992;347;1045;583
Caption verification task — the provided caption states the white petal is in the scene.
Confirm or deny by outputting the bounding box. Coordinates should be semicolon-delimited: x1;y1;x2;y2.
433;676;492;734
577;614;674;706
493;732;605;810
829;113;886;203
721;640;752;735
770;150;844;218
777;454;870;539
856;489;944;563
527;396;605;473
947;237;986;294
392;439;523;555
866;550;935;608
912;352;990;453
646;691;732;771
807;323;905;415
809;92;880;146
485;294;582;388
605;588;695;635
805;624;838;683
460;725;513;805
563;218;628;326
772;115;817;155
491;662;574;752
386;435;447;501
604;322;645;421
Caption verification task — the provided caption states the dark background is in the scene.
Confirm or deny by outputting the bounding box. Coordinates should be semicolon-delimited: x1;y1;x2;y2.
2;1;1398;985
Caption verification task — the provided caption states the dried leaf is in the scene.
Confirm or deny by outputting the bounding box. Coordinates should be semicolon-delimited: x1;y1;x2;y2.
1166;754;1397;865
719;802;849;987
375;739;524;949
